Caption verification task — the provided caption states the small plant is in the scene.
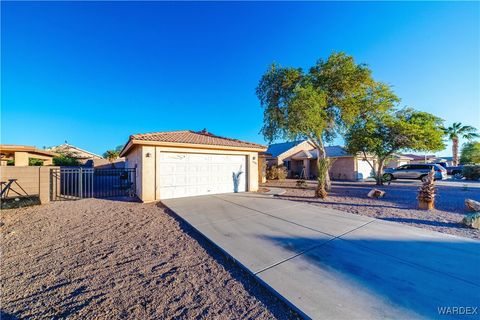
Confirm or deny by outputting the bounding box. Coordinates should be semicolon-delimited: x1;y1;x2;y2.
417;168;435;210
232;170;243;192
266;165;288;180
296;179;307;188
462;165;480;180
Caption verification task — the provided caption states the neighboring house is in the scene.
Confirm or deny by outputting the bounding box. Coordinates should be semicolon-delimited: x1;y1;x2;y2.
0;145;56;166
266;140;376;181
384;154;414;169
402;153;437;164
400;154;454;166
48;143;103;165
119;130;266;202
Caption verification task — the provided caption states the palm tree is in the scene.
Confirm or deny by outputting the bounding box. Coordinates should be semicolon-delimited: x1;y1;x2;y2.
442;122;479;166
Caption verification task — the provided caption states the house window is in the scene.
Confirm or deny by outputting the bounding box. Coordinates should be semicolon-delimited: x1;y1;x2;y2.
284;160;291;170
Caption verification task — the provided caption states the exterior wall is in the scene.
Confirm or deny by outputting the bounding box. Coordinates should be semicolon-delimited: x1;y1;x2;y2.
0;166;59;203
128;145;260;202
329;157;356;181
14;152;29;166
125;146;143;200
385;159;410;169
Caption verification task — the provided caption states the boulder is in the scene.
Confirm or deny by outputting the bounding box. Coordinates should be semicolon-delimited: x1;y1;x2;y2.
367;189;385;198
462;212;480;229
465;199;480;212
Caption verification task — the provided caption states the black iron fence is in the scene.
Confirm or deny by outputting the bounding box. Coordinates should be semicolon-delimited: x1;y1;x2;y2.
51;167;136;201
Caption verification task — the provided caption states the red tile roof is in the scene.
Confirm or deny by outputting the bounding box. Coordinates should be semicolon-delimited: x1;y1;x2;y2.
129;130;266;150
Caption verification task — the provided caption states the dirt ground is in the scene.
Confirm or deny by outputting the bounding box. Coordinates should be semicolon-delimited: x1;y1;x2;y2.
264;179;480;240
0;199;299;319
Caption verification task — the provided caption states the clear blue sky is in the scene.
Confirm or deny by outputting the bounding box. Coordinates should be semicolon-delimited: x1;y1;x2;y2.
2;1;479;156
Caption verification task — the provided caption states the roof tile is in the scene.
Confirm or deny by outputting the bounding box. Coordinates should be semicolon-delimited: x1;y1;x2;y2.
131;130;266;149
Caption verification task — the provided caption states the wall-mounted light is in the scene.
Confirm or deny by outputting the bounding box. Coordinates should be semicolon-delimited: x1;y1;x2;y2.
253;156;256;160
146;153;151;158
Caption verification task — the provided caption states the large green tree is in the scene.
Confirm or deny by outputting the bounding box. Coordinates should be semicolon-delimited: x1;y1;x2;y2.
103;145;123;162
460;141;480;164
256;52;380;198
345;108;445;185
441;123;479;166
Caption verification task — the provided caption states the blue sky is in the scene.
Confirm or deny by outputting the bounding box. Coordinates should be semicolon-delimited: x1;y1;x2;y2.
2;1;479;156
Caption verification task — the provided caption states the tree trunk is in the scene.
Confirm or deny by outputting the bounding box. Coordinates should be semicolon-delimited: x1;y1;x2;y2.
375;159;385;186
452;137;459;166
315;157;328;199
314;141;330;199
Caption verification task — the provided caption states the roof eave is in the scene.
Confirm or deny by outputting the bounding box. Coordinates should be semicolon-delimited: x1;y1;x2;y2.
120;139;267;157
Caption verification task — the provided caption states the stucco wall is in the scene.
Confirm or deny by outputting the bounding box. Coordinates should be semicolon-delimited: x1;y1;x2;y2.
129;145;260;202
0;166;58;203
125;146;143;200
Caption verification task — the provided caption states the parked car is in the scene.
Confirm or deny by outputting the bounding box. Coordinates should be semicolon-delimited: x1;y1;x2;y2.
435;162;464;178
383;164;447;182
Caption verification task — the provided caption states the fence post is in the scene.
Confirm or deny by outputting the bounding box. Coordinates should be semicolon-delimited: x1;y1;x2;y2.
79;167;83;199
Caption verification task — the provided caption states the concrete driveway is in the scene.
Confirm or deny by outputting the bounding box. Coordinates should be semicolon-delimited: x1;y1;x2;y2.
163;193;480;319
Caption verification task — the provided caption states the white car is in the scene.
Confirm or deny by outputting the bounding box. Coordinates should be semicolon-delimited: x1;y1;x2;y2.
383;164;447;182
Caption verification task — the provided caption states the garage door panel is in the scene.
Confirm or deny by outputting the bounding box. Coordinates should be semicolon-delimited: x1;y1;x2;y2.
158;152;247;199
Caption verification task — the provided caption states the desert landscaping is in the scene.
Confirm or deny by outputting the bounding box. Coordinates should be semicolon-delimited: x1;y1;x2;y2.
264;180;480;239
0;199;299;319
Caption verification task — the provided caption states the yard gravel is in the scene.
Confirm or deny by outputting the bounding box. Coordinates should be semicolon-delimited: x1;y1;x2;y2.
1;199;299;319
265;180;480;240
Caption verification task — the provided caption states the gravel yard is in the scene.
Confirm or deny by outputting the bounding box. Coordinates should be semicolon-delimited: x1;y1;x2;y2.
0;199;299;319
264;179;480;240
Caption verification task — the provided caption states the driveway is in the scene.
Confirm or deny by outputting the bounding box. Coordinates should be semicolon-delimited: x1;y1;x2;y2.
164;193;480;319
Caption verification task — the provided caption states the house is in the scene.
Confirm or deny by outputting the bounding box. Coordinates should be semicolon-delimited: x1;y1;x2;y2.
266;140;376;181
384;153;414;169
119;130;267;202
0;145;56;166
48;143;103;165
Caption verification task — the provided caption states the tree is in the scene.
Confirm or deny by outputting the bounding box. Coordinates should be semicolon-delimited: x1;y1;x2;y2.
460;141;480;164
256;52;378;198
441;123;479;166
103;145;123;163
53;154;80;166
345;108;445;185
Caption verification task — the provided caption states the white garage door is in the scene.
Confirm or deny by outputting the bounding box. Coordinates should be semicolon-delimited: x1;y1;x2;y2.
158;152;247;199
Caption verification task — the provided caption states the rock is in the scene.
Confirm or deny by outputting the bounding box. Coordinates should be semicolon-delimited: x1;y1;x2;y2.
462;212;480;229
367;189;385;198
465;199;480;212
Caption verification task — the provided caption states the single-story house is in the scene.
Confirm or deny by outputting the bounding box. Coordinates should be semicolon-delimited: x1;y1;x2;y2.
384;153;414;169
48;143;103;165
0;145;56;166
266;140;376;181
119;130;267;202
402;153;437;164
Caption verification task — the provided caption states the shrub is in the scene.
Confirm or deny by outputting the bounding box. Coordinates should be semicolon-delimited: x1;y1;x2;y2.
266;165;288;180
53;155;80;166
462;165;480;180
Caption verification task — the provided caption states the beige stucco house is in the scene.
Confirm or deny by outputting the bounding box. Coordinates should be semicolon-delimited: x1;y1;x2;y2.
0;145;56;166
48;143;103;164
266;140;376;181
119;130;267;202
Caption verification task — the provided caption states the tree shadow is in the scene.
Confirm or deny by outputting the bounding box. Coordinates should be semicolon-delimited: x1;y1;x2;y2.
261;235;480;319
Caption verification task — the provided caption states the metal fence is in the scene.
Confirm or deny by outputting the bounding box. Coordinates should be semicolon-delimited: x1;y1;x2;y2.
51;167;136;201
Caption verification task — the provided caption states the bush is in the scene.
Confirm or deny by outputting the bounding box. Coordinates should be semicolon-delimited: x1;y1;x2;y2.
266;165;288;180
53;155;80;166
462;165;480;180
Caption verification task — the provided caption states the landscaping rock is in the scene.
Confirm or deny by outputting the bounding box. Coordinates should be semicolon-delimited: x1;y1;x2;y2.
462;212;480;229
465;199;480;212
367;189;385;198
